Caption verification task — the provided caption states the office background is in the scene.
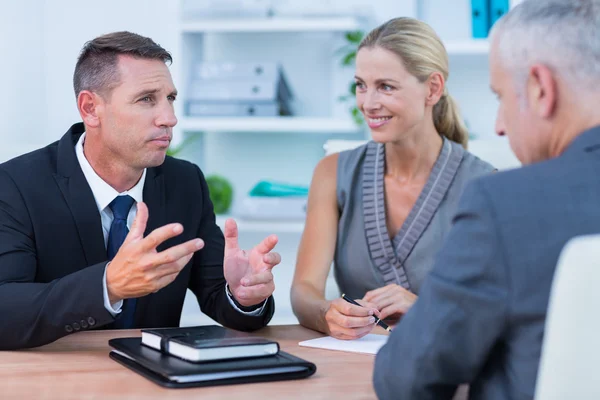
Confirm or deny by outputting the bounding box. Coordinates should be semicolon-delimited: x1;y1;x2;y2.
0;0;521;326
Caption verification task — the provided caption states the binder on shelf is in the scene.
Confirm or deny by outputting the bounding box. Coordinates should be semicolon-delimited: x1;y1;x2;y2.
187;80;287;102
186;62;294;117
186;101;282;117
471;0;490;38
490;0;510;27
193;62;279;81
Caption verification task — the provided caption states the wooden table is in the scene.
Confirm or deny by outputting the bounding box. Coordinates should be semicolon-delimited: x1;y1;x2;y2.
0;325;381;399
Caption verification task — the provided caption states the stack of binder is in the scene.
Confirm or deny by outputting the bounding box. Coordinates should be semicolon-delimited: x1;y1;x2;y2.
471;0;509;38
186;62;294;117
108;325;316;388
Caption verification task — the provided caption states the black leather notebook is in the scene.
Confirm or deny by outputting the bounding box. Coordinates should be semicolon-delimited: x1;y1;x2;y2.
141;325;279;363
109;337;317;388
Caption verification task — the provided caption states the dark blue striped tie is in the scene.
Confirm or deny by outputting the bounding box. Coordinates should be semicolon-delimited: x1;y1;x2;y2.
107;195;136;329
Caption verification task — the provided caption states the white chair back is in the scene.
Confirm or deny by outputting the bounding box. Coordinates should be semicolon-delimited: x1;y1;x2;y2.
535;234;600;400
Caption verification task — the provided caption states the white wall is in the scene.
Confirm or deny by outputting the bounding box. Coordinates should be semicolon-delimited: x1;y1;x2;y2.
0;0;46;161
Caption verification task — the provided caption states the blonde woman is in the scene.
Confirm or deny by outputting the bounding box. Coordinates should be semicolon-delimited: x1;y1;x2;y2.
291;17;494;340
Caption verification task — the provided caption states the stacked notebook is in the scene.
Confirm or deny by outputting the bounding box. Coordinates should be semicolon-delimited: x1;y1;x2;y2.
109;325;316;388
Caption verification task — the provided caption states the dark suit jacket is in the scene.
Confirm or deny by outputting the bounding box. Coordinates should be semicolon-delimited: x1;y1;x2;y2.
373;126;600;400
0;123;274;350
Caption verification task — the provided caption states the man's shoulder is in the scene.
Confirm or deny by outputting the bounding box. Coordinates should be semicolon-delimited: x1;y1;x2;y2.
476;154;580;193
162;156;198;172
156;156;207;187
0;142;59;179
467;154;593;222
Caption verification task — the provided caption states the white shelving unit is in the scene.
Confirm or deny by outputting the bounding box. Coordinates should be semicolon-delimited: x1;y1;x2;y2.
180;116;360;134
181;16;360;33
174;4;367;224
177;15;364;138
216;215;305;234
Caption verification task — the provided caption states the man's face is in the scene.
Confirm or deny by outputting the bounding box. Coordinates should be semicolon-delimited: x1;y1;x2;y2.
489;43;551;165
97;55;178;169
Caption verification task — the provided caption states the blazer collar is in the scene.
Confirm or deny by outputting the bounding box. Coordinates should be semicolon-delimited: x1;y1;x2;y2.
53;122;167;268
563;125;600;157
54;122;106;266
57;122;86;178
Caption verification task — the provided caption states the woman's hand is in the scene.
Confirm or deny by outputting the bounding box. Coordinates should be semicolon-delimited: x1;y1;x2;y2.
323;298;381;340
362;284;417;321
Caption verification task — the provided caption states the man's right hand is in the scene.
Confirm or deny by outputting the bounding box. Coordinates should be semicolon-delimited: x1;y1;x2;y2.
323;297;380;340
106;202;204;304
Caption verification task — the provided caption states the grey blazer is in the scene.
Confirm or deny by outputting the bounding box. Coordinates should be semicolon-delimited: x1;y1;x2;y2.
373;126;600;400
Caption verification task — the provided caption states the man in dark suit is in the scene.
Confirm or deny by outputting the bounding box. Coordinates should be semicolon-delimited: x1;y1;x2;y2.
373;0;600;399
0;32;281;350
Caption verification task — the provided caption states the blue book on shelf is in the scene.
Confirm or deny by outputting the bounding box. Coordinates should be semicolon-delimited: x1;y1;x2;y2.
490;0;510;27
471;0;490;38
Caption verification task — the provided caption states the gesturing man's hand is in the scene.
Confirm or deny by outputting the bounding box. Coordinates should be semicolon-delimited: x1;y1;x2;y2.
223;219;281;308
106;202;204;303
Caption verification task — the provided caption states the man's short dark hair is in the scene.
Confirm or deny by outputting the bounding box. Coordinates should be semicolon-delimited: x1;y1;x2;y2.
73;31;172;99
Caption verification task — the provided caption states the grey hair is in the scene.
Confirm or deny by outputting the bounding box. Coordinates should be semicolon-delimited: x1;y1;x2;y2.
491;0;600;90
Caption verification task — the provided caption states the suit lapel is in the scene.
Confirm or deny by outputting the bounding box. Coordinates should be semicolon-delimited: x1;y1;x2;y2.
54;123;106;267
134;165;166;326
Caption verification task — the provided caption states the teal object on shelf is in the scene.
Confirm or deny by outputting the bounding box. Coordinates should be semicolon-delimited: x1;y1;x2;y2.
249;181;309;197
471;0;490;38
490;0;509;27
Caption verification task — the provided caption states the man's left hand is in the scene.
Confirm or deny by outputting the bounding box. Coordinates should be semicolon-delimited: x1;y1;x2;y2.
223;219;280;307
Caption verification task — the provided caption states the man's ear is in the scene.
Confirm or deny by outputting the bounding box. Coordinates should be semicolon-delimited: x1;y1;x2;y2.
425;72;445;107
527;64;557;119
77;90;103;128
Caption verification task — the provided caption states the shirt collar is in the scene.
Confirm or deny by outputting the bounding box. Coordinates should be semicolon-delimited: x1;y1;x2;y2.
75;132;146;213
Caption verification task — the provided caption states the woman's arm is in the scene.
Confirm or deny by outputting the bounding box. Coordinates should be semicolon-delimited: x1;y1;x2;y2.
291;154;340;333
291;154;379;338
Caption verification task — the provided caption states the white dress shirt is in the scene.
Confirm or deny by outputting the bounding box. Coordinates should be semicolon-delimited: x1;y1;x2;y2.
75;133;265;318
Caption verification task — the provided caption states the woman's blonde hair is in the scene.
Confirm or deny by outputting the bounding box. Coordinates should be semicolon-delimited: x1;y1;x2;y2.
358;17;469;148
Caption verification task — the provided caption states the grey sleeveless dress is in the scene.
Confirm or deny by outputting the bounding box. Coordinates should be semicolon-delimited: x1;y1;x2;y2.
334;138;494;299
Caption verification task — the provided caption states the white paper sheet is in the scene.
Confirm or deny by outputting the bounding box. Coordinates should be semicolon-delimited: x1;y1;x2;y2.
298;334;388;355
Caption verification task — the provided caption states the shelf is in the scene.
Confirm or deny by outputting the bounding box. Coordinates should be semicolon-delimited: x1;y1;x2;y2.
180;117;361;134
181;17;360;33
216;215;305;234
444;39;489;55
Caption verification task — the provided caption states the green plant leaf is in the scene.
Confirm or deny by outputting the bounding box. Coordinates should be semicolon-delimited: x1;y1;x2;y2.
349;81;357;96
166;135;199;157
345;30;364;44
351;106;364;126
206;175;233;214
342;51;356;66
